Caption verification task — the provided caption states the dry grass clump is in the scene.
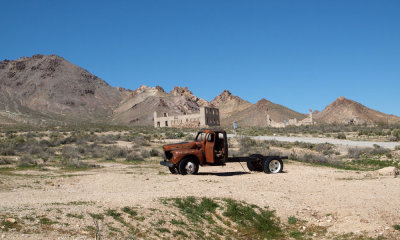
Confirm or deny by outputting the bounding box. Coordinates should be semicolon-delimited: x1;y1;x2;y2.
17;155;37;167
0;157;13;165
125;150;150;162
235;137;338;157
290;152;344;168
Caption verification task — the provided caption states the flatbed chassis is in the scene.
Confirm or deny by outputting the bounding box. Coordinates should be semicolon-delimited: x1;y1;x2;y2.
160;155;288;175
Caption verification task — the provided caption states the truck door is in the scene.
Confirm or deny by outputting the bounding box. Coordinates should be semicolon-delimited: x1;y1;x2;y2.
205;133;215;163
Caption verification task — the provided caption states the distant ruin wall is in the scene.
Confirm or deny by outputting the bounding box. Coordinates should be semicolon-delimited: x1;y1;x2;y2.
154;107;220;128
266;109;315;128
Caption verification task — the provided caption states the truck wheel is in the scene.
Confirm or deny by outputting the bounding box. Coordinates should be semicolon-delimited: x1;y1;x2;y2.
247;154;263;172
168;167;178;174
178;157;199;175
263;158;283;174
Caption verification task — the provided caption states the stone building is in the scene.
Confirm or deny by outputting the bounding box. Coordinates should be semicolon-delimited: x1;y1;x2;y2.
154;107;220;128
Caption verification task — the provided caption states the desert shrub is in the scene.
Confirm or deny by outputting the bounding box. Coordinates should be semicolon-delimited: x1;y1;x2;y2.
165;132;179;139
239;137;256;152
290;152;344;168
104;147;128;161
37;151;50;163
17;155;37;167
28;145;43;155
347;145;391;159
126;151;144;162
61;146;80;160
39;139;54;148
336;133;346;139
96;135;115;144
185;134;195;141
141;149;150;158
86;143;103;158
60;158;92;169
347;147;368;159
315;143;335;155
288;216;298;225
150;149;159;157
0;142;15;156
392;129;400;141
132;137;150;146
0;157;13;165
294;141;314;150
371;144;390;155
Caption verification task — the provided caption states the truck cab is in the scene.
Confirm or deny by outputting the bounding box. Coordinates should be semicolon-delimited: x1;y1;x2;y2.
161;129;228;174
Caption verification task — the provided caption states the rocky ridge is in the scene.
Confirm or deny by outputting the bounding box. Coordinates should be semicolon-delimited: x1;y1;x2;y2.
1;54;399;126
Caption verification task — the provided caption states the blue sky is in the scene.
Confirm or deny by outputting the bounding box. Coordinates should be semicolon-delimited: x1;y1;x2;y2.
1;1;399;115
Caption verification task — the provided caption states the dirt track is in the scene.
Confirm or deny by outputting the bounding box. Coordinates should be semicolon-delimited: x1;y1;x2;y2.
1;161;400;239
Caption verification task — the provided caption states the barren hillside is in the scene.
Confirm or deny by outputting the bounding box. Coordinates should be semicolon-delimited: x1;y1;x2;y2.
221;98;307;127
314;97;400;124
210;90;252;119
1;54;399;127
0;54;122;121
113;86;209;125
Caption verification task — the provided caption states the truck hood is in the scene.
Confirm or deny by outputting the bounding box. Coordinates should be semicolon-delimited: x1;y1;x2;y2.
163;141;199;151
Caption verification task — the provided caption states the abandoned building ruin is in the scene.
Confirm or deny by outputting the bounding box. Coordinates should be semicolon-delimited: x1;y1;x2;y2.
266;109;315;127
154;107;220;128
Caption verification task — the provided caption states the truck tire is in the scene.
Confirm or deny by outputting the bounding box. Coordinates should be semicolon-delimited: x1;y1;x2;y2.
178;157;199;175
247;154;264;172
263;158;283;174
168;167;178;174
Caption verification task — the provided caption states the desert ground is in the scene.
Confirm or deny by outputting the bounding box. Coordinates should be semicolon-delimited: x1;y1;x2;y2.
1;128;400;239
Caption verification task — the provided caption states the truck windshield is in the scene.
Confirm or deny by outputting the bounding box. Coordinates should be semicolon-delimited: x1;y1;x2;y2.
195;132;206;142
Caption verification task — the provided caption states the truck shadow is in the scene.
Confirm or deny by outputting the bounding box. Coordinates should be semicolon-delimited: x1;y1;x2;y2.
198;171;287;176
197;171;250;177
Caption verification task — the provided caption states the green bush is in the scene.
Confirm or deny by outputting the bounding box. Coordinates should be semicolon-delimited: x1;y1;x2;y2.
288;216;298;225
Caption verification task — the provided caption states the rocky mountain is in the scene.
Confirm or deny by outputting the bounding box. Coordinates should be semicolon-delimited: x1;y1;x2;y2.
112;86;210;124
1;54;399;127
221;98;307;127
210;90;252;119
0;54;122;121
313;97;400;125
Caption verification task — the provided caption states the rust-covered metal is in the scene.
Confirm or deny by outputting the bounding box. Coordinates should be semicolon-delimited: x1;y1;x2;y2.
160;128;286;175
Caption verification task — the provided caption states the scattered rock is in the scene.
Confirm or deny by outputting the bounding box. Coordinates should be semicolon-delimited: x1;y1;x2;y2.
376;167;399;176
360;218;369;223
5;218;16;224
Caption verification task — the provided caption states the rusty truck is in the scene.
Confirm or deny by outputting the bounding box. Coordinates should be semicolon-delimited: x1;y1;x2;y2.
160;129;287;175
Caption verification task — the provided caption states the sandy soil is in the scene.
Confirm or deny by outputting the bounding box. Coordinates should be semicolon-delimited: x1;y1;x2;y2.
1;161;400;239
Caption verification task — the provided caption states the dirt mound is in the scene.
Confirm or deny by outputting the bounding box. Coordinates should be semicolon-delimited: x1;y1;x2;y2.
314;97;400;124
375;167;399;176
